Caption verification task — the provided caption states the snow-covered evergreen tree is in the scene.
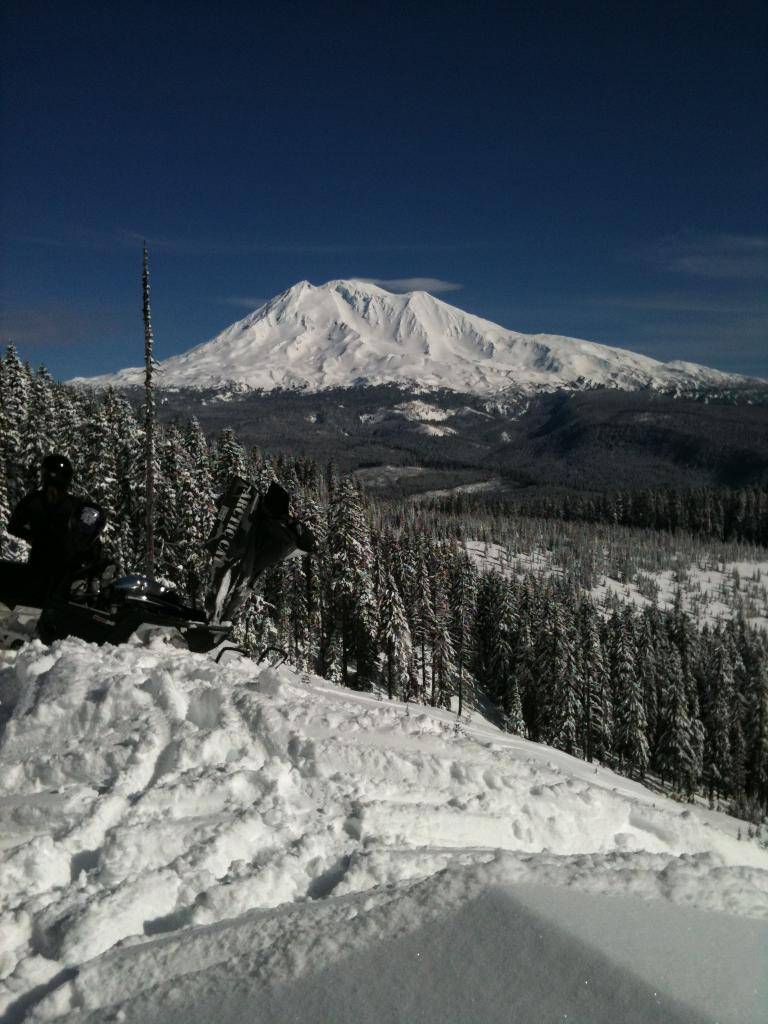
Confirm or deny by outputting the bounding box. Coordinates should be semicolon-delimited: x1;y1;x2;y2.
80;402;120;553
0;464;26;561
327;477;376;687
636;612;660;754
102;388;143;572
612;612;649;778
538;602;581;756
514;618;537;739
744;651;768;811
449;550;477;716
488;581;525;733
703;639;734;801
214;428;248;492
430;579;456;708
22;367;57;491
578;601;612;763
411;545;436;702
0;345;31;508
154;426;189;586
657;645;700;797
378;570;414;700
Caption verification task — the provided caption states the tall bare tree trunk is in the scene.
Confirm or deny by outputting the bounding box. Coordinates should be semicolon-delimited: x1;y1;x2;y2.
142;242;156;577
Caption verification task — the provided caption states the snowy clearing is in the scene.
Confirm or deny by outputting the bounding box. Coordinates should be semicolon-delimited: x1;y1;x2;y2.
467;540;768;631
414;478;506;501
0;638;766;1022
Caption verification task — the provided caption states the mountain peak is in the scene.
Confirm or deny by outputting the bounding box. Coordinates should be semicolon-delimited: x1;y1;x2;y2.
72;278;749;395
325;278;391;293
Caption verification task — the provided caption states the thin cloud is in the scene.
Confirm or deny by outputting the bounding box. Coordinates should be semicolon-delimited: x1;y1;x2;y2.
639;232;768;281
361;277;463;294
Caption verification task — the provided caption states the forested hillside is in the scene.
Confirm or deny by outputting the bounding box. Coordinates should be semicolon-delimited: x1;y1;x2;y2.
437;484;768;547
2;345;767;822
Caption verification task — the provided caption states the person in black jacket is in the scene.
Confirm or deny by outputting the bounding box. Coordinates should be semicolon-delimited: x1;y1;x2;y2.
0;454;105;609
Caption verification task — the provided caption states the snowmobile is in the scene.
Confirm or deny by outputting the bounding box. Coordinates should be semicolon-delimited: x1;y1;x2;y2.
0;478;314;656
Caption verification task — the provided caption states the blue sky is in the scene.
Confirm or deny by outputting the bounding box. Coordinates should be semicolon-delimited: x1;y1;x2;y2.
1;0;766;380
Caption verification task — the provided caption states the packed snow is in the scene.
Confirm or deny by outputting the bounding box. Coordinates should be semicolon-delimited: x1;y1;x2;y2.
71;279;746;396
0;637;766;1023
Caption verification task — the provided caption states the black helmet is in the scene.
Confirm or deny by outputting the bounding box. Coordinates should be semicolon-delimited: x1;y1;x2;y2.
41;453;73;490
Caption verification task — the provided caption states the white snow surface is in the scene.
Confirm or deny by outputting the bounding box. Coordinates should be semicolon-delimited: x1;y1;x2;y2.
0;638;766;1023
71;279;748;395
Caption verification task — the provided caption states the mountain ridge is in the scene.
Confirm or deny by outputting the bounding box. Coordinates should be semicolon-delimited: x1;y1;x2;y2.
71;278;753;395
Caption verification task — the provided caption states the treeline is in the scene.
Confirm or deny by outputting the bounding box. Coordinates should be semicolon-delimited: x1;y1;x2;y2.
1;344;767;816
429;484;768;547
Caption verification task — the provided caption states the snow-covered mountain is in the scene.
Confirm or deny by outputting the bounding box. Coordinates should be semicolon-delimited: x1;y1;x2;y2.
1;640;767;1022
73;279;746;395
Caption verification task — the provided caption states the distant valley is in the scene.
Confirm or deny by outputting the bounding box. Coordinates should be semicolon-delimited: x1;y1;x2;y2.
144;382;768;498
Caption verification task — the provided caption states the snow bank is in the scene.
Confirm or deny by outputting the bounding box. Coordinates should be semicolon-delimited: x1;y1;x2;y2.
1;638;766;1022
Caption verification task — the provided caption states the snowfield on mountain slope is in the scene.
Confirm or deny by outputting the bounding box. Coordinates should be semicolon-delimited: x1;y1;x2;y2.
0;640;766;1023
71;278;747;395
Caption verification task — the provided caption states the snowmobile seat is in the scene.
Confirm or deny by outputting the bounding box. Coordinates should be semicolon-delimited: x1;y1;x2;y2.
36;572;232;651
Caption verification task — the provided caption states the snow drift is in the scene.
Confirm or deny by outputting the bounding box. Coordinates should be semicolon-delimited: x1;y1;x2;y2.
0;638;766;1022
71;279;746;395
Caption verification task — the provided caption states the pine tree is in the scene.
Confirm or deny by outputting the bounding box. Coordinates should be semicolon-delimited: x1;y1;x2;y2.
214;428;248;492
282;557;312;672
636;613;660;755
412;547;436;702
22;367;57;491
473;570;504;692
102;388;143;572
578;601;612;763
514;618;537;738
449;551;477;717
0;465;25;561
703;640;734;802
291;489;325;676
389;531;418;628
378;570;414;700
0;344;31;507
168;417;215;595
430;580;456;708
744;651;768;811
487;582;525;733
327;477;376;687
232;592;278;658
154;426;190;586
52;381;85;473
538;602;581;756
657;645;700;796
142;243;157;576
79;401;120;554
612;612;649;778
